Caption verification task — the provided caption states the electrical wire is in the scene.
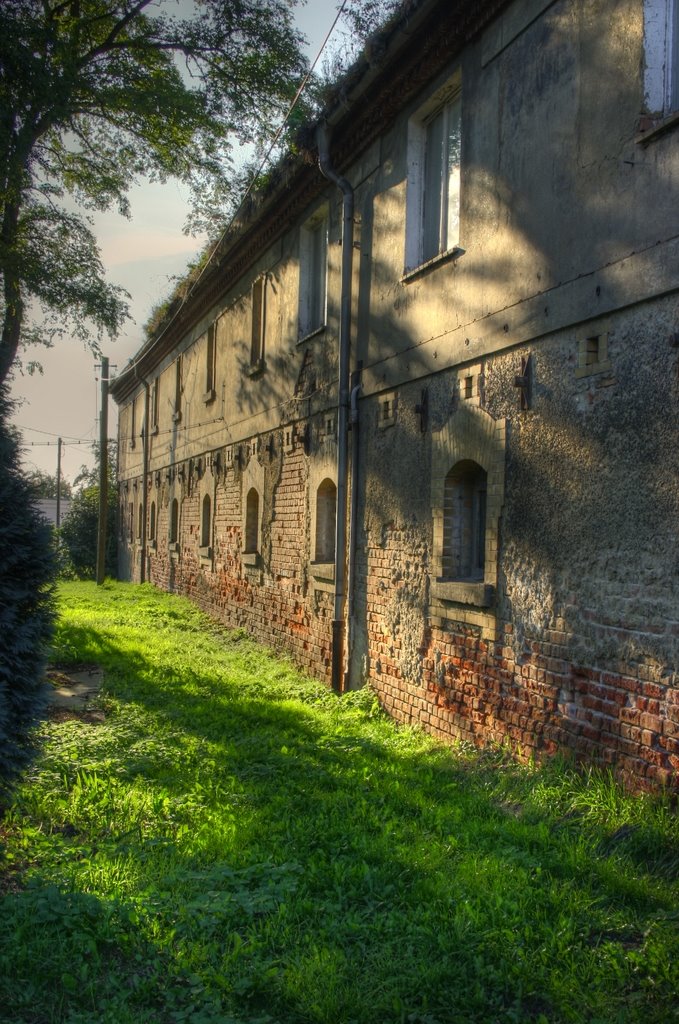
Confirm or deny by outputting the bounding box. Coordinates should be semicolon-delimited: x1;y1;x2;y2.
14;423;93;441
20;439;91;448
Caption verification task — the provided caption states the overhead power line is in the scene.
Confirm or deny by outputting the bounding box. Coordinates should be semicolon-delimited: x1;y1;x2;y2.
15;423;94;442
20;438;91;448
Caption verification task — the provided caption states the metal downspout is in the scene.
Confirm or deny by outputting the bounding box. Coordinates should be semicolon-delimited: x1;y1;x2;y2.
134;368;150;584
347;376;362;680
317;123;354;693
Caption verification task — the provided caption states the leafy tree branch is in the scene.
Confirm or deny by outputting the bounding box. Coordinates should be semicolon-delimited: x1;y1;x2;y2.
0;0;307;384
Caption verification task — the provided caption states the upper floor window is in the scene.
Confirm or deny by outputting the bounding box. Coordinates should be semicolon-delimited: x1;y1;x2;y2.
406;82;462;271
129;397;136;449
250;276;266;372
423;96;461;260
204;323;216;401
173;356;182;422
299;210;328;339
644;0;679;115
150;376;159;433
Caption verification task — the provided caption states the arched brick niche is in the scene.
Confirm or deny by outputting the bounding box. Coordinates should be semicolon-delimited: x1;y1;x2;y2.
431;402;506;614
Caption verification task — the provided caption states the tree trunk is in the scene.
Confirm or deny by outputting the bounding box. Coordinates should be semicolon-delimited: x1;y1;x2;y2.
0;277;23;386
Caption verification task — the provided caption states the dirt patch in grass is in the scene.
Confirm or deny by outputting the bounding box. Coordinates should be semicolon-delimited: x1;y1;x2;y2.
45;663;106;723
46;706;107;725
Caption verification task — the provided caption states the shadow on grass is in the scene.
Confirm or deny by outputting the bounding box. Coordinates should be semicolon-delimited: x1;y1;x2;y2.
1;597;677;1024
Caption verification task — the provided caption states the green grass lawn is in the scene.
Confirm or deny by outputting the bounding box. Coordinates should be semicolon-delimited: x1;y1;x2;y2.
1;581;678;1024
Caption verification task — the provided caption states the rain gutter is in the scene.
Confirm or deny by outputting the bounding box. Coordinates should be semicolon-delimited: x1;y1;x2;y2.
317;122;354;693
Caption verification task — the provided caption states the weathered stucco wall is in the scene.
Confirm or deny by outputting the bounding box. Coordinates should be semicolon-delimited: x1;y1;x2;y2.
356;295;679;789
114;0;679;790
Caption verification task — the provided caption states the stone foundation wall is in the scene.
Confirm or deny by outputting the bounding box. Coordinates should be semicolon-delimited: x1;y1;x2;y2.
356;298;679;792
118;297;679;792
123;440;336;684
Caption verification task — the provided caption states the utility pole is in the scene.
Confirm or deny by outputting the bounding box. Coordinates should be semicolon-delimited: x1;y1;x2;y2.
96;356;109;585
56;436;62;528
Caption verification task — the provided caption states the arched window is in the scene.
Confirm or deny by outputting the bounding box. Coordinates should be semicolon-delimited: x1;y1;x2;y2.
244;487;259;552
314;478;337;563
201;493;211;548
442;460;487;581
137;502;143;540
149;501;156;542
170;498;179;544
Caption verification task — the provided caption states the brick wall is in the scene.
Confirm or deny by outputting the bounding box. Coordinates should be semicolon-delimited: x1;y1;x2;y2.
131;440;336;685
117;304;679;794
354;304;679;794
369;591;679;791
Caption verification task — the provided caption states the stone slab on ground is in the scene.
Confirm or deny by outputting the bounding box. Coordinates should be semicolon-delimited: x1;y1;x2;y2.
45;666;104;711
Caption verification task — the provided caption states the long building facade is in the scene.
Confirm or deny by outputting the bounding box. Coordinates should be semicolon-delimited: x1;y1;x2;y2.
112;0;679;791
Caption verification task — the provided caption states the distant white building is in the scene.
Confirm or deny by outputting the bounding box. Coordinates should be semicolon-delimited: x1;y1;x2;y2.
37;498;71;527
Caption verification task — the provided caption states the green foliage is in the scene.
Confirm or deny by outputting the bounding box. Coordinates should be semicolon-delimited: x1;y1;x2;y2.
0;581;677;1023
59;443;117;579
58;486;117;580
0;389;55;800
26;468;72;500
0;0;307;382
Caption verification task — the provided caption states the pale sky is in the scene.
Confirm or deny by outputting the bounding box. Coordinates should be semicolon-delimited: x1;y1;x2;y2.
11;0;343;484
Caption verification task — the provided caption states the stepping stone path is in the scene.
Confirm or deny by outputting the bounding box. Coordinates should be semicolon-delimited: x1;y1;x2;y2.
45;665;105;722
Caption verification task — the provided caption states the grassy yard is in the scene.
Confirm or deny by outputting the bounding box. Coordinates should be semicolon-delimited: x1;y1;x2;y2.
0;581;678;1024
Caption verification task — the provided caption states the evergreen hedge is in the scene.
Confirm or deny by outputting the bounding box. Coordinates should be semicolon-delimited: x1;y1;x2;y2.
0;387;56;799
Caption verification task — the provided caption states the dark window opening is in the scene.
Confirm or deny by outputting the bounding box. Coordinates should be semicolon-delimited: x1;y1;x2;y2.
314;478;337;563
244;487;259;552
250;278;266;369
170;498;179;544
442;460;487;581
201;494;211;548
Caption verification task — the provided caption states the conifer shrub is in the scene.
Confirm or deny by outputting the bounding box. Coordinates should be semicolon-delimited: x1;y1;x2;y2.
0;387;56;799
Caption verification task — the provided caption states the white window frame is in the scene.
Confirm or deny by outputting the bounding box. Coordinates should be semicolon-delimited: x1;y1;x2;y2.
298;208;328;340
405;76;462;272
644;0;679;115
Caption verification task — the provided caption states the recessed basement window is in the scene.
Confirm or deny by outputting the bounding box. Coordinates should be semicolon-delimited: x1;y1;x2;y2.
378;391;397;429
576;322;612;378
